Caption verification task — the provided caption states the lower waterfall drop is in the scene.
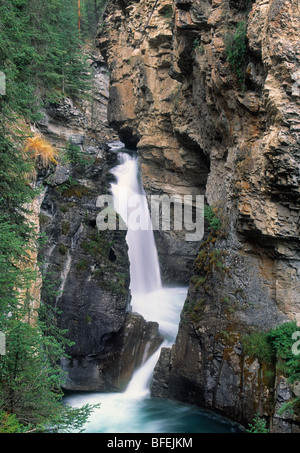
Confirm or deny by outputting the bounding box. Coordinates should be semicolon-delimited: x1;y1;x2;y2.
64;145;243;433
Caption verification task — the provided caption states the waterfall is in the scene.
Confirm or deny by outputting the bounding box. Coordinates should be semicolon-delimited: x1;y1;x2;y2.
63;143;243;433
109;148;172;398
125;344;167;399
110;151;162;295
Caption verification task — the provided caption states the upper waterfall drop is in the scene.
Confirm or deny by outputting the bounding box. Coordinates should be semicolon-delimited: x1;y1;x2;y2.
110;149;162;295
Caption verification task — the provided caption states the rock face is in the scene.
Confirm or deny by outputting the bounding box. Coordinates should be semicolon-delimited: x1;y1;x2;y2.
99;0;210;284
99;0;300;431
38;52;163;392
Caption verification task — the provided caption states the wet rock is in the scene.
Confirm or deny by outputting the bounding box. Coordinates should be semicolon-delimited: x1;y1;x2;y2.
38;50;153;392
100;0;300;432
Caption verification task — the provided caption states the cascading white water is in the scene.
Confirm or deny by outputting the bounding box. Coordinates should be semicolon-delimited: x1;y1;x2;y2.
63;144;243;433
110;149;185;398
110;152;162;295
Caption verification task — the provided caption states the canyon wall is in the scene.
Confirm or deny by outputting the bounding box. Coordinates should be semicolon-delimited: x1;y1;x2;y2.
38;52;163;392
99;0;300;431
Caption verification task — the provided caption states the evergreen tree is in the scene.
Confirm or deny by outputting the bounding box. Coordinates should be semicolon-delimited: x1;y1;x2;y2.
0;0;102;432
80;0;108;40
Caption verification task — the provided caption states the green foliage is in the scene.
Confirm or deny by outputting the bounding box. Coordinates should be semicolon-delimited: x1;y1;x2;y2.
242;331;274;365
161;5;173;19
58;244;69;255
0;288;97;431
183;298;205;323
268;321;300;381
77;259;89;271
246;413;269;433
242;322;300;382
61;221;70;236
0;0;102;432
225;21;248;84
0;411;27;433
81;230;114;260
193;37;204;54
63;140;95;168
80;0;108;40
0;0;92;105
194;244;228;281
204;205;221;233
56;176;90;198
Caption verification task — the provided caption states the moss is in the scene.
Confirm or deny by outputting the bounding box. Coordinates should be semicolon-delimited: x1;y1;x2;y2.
190;299;205;323
193;37;204;54
160;4;173;18
80;230;128;295
221;296;239;316
76;259;88;271
61;220;70;235
194;203;229;276
234;287;246;298
62;184;89;198
183;297;205;324
56;176;90;199
60;205;69;213
190;275;206;289
84;314;92;324
93;269;128;296
58;244;68;255
39;214;49;225
194;245;229;281
214;327;242;363
80;230;113;261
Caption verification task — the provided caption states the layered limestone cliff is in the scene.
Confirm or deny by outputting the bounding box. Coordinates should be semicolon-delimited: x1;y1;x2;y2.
38;51;163;392
99;0;300;431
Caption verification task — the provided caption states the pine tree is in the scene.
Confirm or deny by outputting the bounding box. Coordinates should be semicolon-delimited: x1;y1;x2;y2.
0;0;101;432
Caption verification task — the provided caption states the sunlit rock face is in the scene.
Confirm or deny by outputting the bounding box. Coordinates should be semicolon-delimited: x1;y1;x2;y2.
99;0;300;431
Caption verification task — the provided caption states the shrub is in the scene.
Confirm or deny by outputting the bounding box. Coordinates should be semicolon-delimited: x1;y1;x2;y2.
25;136;58;167
204;205;221;233
247;413;269;433
242;322;300;382
242;331;273;364
64;140;95;167
0;411;27;433
76;259;88;271
268;321;300;381
61;221;70;236
225;21;248;84
56;176;90;199
58;244;69;255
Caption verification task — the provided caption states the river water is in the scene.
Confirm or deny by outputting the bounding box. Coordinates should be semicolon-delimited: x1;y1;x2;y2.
64;146;243;433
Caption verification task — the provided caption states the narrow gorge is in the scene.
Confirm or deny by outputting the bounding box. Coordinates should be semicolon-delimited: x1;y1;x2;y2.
34;0;300;434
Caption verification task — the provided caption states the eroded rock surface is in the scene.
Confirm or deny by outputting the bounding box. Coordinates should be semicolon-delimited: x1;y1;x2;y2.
99;0;300;431
38;51;163;392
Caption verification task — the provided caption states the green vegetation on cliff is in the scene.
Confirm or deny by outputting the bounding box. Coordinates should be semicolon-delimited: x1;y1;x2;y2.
225;21;248;84
243;321;300;383
0;0;104;433
243;322;300;414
